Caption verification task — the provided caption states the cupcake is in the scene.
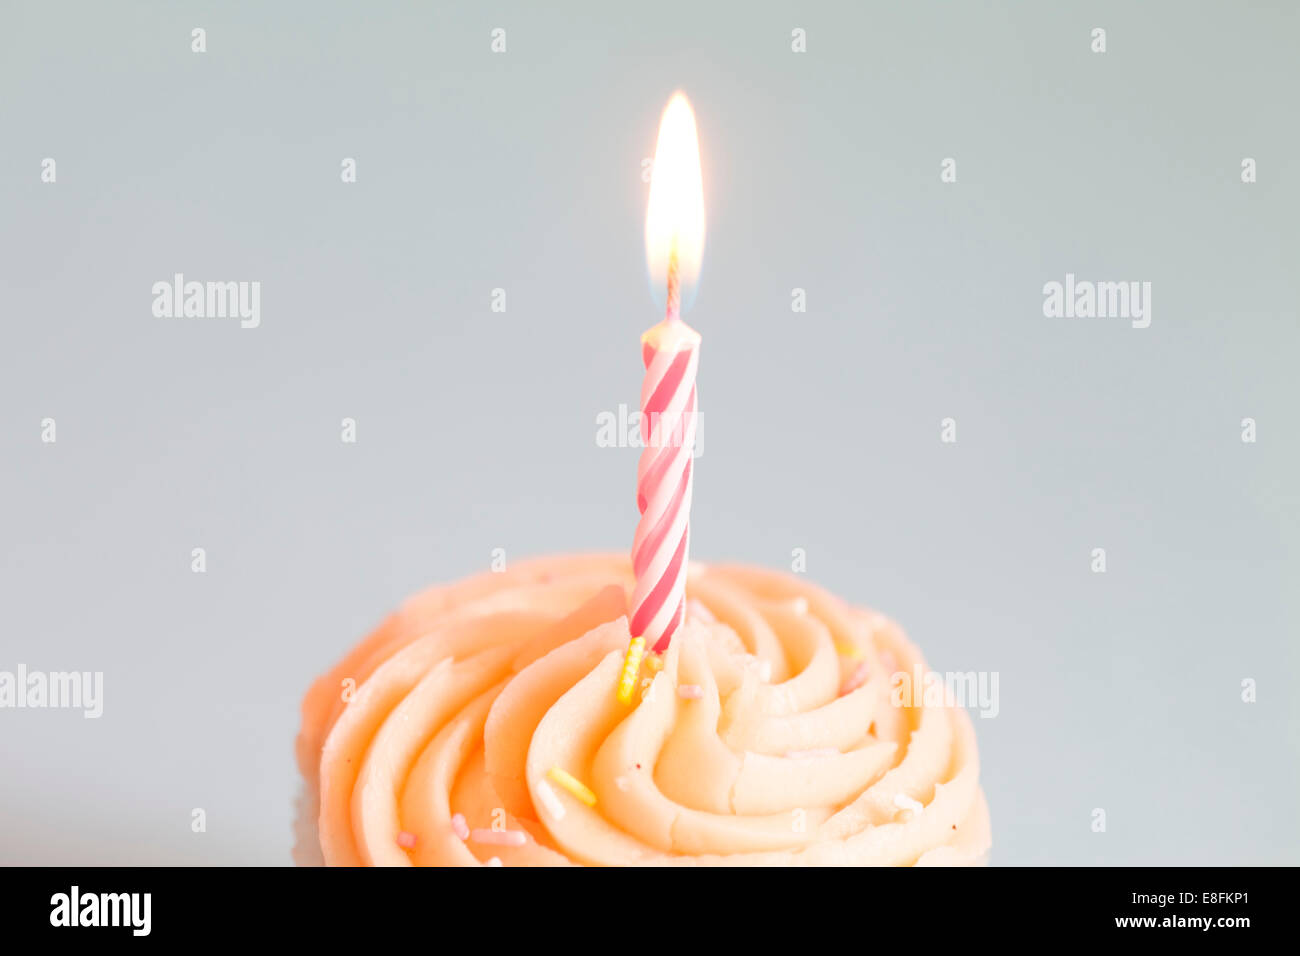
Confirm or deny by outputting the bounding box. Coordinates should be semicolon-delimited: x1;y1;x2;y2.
295;554;990;866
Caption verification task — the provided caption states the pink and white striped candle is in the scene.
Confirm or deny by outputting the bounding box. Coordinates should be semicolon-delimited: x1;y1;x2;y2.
631;92;705;654
630;262;699;652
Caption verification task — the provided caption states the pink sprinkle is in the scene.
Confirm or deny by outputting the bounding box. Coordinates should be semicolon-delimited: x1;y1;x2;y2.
677;684;703;699
486;857;503;867
396;831;417;849
470;828;527;847
450;813;470;841
785;747;839;760
840;661;869;696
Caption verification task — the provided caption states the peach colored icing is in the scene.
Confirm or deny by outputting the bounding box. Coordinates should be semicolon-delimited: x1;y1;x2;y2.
296;554;990;866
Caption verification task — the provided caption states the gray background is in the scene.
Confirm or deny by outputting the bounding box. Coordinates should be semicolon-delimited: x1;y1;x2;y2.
2;1;1297;865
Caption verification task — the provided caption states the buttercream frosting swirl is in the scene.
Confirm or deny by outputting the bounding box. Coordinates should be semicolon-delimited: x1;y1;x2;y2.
296;554;990;866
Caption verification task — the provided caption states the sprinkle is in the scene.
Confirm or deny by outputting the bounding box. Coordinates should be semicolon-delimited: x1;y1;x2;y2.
836;642;865;661
644;652;664;674
893;793;925;815
535;780;567;820
547;766;597;807
784;747;839;760
617;637;646;704
470;828;527;847
677;683;703;699
788;596;809;615
614;775;630;791
396;831;417;849
840;661;870;696
450;813;470;841
744;656;772;682
486;857;503;867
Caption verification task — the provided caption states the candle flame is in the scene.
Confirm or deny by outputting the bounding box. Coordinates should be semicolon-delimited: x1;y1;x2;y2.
645;92;705;314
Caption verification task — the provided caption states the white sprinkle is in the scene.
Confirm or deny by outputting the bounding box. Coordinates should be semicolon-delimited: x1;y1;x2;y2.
615;775;630;791
535;780;566;820
789;596;809;615
486;857;503;867
893;793;924;814
677;684;703;699
745;656;772;682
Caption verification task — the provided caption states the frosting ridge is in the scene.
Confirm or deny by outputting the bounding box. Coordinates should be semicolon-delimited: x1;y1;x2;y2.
296;554;990;866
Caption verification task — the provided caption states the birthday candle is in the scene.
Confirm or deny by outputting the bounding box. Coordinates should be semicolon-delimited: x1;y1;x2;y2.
630;92;705;655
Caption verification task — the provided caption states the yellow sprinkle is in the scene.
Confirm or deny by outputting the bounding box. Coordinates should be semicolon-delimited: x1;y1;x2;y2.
644;652;664;674
547;766;597;807
836;642;865;661
617;637;646;704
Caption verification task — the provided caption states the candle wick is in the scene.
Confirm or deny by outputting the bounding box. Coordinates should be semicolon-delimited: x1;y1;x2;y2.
665;242;681;322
